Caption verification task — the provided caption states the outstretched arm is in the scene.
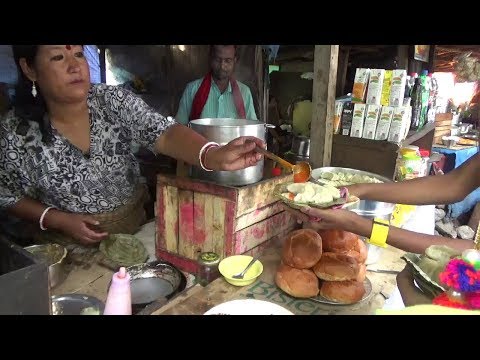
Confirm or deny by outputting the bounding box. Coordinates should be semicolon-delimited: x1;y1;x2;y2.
348;153;480;205
104;85;265;171
286;206;473;254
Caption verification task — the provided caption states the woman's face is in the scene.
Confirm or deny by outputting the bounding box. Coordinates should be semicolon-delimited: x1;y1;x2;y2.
22;45;91;104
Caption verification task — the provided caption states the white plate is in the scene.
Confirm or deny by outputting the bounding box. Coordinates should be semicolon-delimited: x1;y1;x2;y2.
204;299;294;315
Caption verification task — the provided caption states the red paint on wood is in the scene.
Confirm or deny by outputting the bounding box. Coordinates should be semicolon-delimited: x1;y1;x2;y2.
156;184;166;250
253;227;265;239
174;220;179;238
156;249;199;274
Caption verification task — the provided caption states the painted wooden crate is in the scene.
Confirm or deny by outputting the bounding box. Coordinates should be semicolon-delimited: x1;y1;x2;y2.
156;173;296;274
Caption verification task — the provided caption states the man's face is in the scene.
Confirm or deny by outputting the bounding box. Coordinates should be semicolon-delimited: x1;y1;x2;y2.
210;45;236;81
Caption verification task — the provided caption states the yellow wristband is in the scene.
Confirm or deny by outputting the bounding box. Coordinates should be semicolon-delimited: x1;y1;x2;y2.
367;218;390;248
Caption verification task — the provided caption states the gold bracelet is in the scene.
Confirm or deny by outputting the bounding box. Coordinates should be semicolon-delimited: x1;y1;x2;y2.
366;218;390;248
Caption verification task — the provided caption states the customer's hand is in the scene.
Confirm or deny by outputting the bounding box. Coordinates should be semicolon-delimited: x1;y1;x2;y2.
49;211;109;245
283;204;372;236
205;136;265;171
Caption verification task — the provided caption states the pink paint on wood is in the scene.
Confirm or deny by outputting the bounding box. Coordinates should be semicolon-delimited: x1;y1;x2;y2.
179;202;194;241
179;202;207;245
224;201;236;256
233;211;296;254
192;204;206;245
180;203;195;225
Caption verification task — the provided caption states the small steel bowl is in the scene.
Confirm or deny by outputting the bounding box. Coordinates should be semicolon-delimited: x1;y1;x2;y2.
24;243;68;288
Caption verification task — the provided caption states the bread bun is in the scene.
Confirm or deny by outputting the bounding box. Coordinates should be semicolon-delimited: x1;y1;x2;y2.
355;238;368;264
313;252;359;281
275;263;319;298
318;229;357;253
356;264;366;282
319;280;365;304
281;229;323;269
339;238;368;264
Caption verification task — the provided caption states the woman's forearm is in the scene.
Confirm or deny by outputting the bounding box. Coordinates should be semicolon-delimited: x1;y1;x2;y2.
7;197;67;231
350;216;473;254
155;124;207;168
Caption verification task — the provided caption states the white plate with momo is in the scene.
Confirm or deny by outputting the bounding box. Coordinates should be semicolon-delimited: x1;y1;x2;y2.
274;181;359;210
204;299;294;315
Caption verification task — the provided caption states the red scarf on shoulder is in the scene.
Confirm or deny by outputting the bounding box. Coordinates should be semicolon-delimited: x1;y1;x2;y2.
189;72;246;121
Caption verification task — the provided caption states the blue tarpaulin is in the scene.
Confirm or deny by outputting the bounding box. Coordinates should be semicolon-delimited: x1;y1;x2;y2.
432;146;480;218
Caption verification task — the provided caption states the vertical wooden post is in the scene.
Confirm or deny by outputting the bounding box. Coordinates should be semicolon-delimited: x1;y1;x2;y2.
99;46;107;84
396;45;409;71
310;45;339;168
336;46;350;98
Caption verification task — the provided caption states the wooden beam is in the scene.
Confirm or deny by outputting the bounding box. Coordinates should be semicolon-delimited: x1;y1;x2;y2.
99;46;107;84
428;45;436;72
336;46;350;97
396;45;409;70
310;45;339;168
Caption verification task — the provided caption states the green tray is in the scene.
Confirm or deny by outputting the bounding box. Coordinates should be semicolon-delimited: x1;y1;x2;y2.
99;234;148;268
402;253;445;299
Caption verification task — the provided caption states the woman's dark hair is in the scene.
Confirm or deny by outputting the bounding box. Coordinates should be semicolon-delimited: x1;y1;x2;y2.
11;45;52;143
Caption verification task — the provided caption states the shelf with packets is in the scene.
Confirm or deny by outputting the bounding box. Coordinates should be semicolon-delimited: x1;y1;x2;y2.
330;68;435;180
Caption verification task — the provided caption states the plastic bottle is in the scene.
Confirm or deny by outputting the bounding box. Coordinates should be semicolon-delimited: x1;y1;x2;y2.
403;75;412;106
428;74;439;122
419;71;430;127
410;77;423;131
419;148;430;176
103;267;132;315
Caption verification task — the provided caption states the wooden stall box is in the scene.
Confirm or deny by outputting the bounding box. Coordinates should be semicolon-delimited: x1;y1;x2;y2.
155;174;297;274
433;112;453;145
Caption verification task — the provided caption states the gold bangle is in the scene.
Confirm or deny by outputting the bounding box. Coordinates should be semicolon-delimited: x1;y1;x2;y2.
366;218;390;248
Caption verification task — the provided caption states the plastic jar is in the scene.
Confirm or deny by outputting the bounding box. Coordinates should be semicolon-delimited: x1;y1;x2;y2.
419;149;430;177
398;153;422;180
399;145;420;157
197;252;220;286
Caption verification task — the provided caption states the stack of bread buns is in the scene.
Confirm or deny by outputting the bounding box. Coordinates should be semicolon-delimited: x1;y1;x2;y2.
275;228;368;304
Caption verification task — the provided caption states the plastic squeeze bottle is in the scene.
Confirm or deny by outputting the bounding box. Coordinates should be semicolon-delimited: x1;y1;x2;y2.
103;267;132;315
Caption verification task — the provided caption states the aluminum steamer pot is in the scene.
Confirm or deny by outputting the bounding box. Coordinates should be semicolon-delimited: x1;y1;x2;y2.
189;118;274;186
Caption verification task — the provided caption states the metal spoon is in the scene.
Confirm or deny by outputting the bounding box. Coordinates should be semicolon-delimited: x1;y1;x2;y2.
232;256;260;279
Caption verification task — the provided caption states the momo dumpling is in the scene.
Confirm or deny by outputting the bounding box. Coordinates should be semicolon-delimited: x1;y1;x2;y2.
311;192;334;204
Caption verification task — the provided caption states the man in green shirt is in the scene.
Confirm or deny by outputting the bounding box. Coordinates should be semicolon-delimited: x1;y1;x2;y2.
175;45;258;124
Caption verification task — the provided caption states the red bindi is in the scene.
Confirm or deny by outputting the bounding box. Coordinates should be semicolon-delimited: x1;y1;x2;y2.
66;45;71;50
